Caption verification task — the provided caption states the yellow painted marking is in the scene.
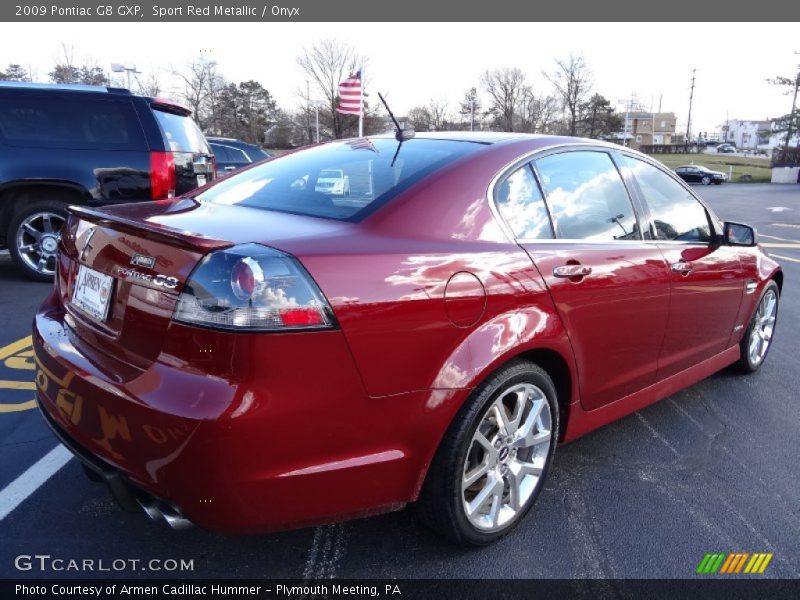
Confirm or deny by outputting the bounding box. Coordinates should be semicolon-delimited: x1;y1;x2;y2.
769;253;800;264
0;380;35;390
0;399;37;413
0;336;32;361
759;553;773;573
760;234;800;243
0;337;37;413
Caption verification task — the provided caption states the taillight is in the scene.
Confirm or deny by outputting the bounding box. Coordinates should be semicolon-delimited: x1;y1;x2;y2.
172;244;336;331
150;151;176;200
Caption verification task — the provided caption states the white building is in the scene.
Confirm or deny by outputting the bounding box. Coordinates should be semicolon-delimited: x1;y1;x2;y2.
720;119;771;150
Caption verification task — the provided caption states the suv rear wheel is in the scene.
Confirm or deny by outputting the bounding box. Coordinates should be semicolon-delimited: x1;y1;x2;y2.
8;200;68;281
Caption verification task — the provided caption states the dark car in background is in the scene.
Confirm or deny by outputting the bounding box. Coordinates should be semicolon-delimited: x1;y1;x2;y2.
675;165;726;185
208;137;270;177
717;143;736;153
0;82;214;280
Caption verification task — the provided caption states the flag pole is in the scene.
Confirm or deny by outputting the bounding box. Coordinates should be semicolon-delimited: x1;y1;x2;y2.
359;67;364;138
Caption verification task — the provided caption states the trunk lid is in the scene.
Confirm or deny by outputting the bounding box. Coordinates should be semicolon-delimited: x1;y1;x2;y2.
59;199;349;371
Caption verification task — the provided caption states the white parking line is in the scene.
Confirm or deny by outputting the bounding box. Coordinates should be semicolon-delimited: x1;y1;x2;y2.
0;445;72;520
769;253;800;264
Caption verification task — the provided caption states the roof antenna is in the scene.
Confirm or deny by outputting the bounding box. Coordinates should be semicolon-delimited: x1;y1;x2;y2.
378;92;415;142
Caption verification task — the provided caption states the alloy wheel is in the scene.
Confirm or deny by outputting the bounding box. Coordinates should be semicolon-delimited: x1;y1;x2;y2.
15;211;65;277
461;383;552;531
748;289;777;366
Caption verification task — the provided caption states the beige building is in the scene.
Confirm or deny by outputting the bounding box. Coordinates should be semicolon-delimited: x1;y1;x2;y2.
612;112;678;150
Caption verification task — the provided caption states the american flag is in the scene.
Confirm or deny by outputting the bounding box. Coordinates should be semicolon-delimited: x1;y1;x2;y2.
336;71;362;115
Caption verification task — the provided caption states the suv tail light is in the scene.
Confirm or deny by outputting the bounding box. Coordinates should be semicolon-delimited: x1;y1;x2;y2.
173;244;336;331
150;151;176;199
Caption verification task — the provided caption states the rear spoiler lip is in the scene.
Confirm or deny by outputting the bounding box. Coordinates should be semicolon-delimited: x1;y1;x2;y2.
68;204;233;253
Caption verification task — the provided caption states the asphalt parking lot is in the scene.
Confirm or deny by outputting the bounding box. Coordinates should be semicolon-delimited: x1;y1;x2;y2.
0;183;799;580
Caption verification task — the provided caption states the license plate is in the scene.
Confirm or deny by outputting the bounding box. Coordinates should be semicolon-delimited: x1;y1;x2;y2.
72;265;114;321
197;174;207;186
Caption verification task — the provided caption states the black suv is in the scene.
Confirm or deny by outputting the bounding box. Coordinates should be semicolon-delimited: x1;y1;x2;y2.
0;82;214;280
207;137;270;176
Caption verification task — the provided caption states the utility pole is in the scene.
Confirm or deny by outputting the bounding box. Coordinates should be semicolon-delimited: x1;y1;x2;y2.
686;68;696;144
783;52;800;152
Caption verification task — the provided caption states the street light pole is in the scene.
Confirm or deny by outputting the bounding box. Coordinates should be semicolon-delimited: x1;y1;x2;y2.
315;104;320;143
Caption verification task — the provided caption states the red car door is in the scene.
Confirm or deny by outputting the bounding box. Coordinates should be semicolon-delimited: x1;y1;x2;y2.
494;150;671;411
619;155;745;380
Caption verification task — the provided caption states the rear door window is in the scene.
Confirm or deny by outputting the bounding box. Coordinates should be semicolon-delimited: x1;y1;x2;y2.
0;93;146;150
152;108;210;153
534;151;640;241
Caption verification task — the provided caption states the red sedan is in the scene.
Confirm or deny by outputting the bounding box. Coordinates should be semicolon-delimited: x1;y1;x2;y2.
33;133;782;545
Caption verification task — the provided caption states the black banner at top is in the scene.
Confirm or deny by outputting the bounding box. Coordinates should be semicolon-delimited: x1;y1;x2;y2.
2;0;800;22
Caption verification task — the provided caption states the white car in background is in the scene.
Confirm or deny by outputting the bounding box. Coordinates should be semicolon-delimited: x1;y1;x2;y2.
315;169;350;196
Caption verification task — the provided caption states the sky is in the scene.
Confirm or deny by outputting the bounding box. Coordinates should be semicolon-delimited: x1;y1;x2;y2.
2;22;798;134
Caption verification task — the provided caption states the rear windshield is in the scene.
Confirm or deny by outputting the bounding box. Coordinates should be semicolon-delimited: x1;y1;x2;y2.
0;93;146;150
196;138;483;221
153;108;210;153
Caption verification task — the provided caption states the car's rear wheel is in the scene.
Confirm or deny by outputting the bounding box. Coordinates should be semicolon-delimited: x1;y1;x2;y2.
416;360;559;545
734;281;779;373
701;175;711;185
7;200;68;282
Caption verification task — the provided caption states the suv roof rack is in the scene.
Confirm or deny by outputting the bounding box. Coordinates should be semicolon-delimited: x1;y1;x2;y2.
0;81;132;94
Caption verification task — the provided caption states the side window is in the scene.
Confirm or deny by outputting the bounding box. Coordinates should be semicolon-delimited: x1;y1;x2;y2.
620;156;712;242
227;147;250;164
534;151;640;241
0;94;145;150
494;163;553;240
210;143;231;162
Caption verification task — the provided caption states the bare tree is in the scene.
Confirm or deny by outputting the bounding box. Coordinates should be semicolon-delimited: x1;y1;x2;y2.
428;99;449;131
767;69;800;151
297;39;364;139
482;68;527;132
172;59;222;129
546;55;592;136
135;71;162;97
517;88;559;133
407;106;433;132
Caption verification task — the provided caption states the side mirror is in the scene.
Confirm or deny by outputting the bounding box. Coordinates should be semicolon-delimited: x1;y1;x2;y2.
723;221;757;246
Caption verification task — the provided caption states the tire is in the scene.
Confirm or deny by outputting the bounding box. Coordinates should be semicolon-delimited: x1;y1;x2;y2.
701;176;711;185
7;199;69;282
714;181;723;185
733;281;779;373
416;359;559;545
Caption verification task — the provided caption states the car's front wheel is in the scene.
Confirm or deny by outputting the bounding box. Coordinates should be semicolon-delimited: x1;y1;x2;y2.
7;200;68;282
734;281;779;373
416;360;559;545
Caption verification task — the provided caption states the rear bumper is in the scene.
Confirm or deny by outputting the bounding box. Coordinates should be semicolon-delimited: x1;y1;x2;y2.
33;290;451;533
37;396;192;529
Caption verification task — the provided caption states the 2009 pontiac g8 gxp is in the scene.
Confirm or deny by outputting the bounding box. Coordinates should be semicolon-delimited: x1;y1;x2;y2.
34;133;782;545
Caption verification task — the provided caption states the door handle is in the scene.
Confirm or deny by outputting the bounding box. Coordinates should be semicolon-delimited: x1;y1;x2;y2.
224;166;237;171
553;265;593;278
671;261;693;274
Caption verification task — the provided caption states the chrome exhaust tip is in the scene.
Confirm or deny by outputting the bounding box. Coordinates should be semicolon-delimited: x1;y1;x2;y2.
136;497;192;530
